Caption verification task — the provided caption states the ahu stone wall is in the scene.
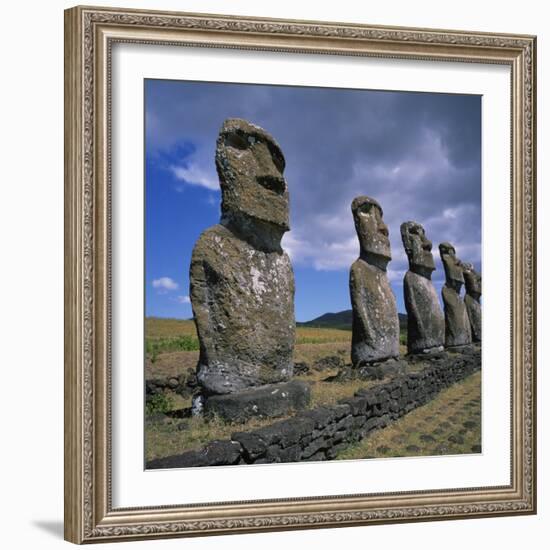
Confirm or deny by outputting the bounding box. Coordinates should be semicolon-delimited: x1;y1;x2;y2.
147;346;480;469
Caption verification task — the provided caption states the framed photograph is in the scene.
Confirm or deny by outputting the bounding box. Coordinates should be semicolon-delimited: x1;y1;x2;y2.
64;5;536;544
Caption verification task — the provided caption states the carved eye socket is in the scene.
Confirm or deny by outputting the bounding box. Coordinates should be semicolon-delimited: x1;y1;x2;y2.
225;132;249;150
359;204;373;216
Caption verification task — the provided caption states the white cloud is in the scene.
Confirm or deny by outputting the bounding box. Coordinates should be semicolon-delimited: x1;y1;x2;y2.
152;277;179;291
442;208;459;220
170;163;219;191
281;233;308;262
283;232;357;272
176;295;191;304
312;237;357;271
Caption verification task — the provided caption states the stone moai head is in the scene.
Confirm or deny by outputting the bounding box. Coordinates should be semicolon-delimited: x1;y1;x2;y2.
351;196;391;270
215;118;289;239
462;262;482;300
400;221;436;278
439;242;464;291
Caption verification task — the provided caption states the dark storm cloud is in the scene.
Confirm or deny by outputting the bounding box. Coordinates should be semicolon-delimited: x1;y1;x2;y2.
145;80;481;282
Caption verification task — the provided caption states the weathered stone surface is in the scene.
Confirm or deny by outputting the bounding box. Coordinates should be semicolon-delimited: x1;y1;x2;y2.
312;355;345;371
255;415;316;447
230;431;267;461
146;439;242;469
145;368;198;399
328;357;407;382
439;242;472;347
190;119;295;396
293;361;310;376
360;358;408;380
401;221;444;354
464;294;481;343
204;380;311;423
463;262;482;342
349;196;400;366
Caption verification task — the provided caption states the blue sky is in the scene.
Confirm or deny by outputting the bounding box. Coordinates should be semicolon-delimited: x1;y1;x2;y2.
145;79;481;322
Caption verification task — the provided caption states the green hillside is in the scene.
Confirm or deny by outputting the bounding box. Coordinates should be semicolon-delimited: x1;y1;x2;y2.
298;309;407;331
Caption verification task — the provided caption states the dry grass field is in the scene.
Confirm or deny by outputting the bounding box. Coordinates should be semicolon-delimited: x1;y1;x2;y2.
145;317;198;339
145;317;352;346
144;317;479;463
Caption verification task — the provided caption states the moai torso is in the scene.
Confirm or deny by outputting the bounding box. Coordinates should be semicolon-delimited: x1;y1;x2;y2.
439;242;472;348
190;119;295;396
401;221;444;354
463;262;482;342
350;259;400;364
349;196;400;366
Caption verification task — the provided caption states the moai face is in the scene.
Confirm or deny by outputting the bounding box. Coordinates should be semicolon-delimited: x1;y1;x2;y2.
351;196;391;266
400;221;435;276
439;242;465;289
462;262;482;300
216;118;289;232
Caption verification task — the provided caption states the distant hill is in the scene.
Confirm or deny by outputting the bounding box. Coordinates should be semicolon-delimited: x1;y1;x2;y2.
297;310;353;330
298;310;407;331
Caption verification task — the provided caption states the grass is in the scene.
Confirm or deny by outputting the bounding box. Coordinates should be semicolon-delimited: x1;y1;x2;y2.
145;318;199;361
145;317;197;339
145;393;175;415
336;371;482;460
146;317;352;343
146;335;199;363
296;367;378;408
296;326;352;344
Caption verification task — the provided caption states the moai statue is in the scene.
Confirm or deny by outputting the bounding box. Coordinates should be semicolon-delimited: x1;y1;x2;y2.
349;196;400;367
189;118;309;421
400;221;444;354
439;242;472;347
462;262;482;342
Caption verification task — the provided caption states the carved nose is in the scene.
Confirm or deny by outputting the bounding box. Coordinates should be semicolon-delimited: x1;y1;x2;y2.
379;224;389;237
255;141;281;176
423;239;432;251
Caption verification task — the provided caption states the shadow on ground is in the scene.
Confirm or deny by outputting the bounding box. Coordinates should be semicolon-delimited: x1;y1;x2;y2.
33;520;64;540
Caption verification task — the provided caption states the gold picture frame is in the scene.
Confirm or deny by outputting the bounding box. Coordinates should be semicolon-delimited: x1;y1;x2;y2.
64;5;537;544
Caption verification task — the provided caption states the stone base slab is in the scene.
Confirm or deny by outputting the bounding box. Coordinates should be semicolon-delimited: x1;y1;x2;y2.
204;380;311;423
446;344;477;353
356;358;408;380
